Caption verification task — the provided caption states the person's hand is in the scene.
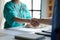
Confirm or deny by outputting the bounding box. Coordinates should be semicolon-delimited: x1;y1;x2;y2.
25;23;32;28
30;18;40;27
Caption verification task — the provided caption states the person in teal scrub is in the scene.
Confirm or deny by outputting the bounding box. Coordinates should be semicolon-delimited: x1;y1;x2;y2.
3;0;40;29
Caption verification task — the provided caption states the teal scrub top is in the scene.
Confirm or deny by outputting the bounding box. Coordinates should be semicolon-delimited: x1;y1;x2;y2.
3;1;32;29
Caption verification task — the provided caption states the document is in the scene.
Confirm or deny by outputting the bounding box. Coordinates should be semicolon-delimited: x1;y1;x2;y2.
8;25;52;34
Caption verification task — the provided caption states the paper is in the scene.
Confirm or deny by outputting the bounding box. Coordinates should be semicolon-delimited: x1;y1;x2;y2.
8;25;52;34
0;29;25;36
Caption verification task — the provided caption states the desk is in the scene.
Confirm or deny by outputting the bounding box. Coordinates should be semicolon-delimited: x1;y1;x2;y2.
8;25;52;34
0;25;51;40
0;34;50;40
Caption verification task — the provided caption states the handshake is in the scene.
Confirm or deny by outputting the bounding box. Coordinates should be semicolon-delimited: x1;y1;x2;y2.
14;17;40;28
26;18;40;28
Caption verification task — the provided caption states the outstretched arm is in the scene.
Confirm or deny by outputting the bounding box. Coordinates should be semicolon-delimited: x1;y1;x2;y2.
38;19;52;25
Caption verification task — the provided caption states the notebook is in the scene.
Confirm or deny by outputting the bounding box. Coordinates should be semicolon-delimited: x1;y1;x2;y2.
15;33;45;40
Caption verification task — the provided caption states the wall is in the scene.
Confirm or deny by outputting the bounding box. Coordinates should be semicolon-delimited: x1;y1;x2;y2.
0;0;5;29
0;0;13;29
41;0;47;19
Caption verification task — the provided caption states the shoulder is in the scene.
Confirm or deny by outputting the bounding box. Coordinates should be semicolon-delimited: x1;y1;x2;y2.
4;1;13;8
21;2;27;7
4;1;11;6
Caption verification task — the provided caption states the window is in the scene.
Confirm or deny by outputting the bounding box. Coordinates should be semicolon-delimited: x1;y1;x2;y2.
21;0;41;19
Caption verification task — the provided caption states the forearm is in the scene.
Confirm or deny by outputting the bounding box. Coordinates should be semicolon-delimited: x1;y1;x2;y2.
14;17;52;25
38;19;52;25
14;17;31;23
